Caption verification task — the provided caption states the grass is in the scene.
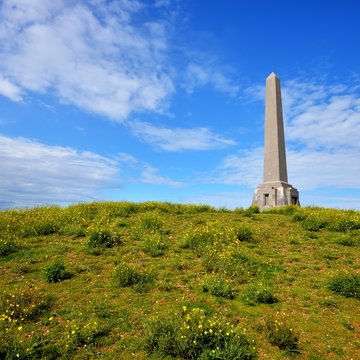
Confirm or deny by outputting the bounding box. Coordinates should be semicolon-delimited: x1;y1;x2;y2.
145;307;257;359
114;265;155;291
0;202;359;359
242;283;278;305
328;273;360;299
202;275;237;299
43;261;72;283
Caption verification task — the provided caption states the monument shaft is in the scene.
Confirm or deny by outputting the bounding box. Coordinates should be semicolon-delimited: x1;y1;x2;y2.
252;73;299;210
263;73;288;183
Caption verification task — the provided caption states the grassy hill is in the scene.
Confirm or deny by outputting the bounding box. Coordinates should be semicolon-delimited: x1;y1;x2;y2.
0;202;359;359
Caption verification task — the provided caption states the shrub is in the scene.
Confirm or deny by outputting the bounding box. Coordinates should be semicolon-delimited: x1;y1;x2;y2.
145;307;257;359
264;318;299;353
33;223;60;235
133;211;165;240
180;221;230;256
87;229;120;248
233;207;245;214
329;216;360;232
204;250;262;283
144;317;179;357
333;235;358;247
177;204;216;214
139;213;164;231
242;284;278;305
328;274;360;299
292;211;307;222
236;224;253;242
264;205;298;215
244;205;260;216
302;218;326;231
202;276;236;299
59;225;86;237
0;238;19;256
180;229;212;253
143;234;167;257
114;265;155;291
290;207;360;233
43;262;71;283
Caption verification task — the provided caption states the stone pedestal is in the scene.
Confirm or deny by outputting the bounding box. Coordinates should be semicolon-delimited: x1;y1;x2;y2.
253;181;299;210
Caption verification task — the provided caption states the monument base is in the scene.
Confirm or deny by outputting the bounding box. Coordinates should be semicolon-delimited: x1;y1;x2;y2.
252;181;300;210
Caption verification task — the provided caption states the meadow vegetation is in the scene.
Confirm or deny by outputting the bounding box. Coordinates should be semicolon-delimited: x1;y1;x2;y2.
0;202;359;359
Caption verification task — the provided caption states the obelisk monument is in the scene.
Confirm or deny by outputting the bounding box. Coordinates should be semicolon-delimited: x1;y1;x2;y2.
252;72;299;209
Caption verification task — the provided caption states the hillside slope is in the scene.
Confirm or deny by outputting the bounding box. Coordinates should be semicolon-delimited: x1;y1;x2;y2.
0;202;359;359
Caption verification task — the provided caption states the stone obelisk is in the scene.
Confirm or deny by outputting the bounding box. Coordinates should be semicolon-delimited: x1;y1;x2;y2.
252;72;299;210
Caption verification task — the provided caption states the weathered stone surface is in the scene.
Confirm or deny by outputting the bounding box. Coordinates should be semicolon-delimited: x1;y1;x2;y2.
252;73;300;210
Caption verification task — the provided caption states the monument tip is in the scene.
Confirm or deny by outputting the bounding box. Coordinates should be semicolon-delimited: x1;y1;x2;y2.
267;72;278;79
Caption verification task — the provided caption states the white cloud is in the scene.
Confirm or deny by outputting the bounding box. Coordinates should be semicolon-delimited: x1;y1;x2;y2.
116;152;139;166
117;152;182;187
129;120;236;151
185;63;239;96
282;79;360;149
0;0;173;120
0;134;119;208
214;149;262;187
215;147;360;191
0;76;23;101
141;165;182;187
154;0;171;8
246;77;360;151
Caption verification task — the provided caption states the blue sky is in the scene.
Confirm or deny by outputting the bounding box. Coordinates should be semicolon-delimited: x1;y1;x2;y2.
1;0;360;209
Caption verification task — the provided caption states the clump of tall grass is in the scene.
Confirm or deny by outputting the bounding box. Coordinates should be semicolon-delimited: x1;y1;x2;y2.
143;233;167;257
43;262;72;283
0;235;19;256
333;234;359;247
242;283;278;305
328;273;360;299
263;205;298;215
263;318;299;354
114;265;155;291
87;228;121;248
244;205;260;216
133;211;165;240
58;224;86;238
145;306;257;359
292;207;360;233
236;223;253;242
202;275;236;299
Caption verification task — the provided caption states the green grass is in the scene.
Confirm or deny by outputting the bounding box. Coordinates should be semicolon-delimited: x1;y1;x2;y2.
0;202;359;359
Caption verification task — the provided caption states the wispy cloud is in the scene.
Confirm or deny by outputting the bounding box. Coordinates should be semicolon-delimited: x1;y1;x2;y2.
0;134;120;208
213;149;262;187
141;165;182;187
0;0;173;120
0;75;23;101
129;120;236;151
117;151;182;187
214;147;360;191
282;79;360;149
184;63;240;96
